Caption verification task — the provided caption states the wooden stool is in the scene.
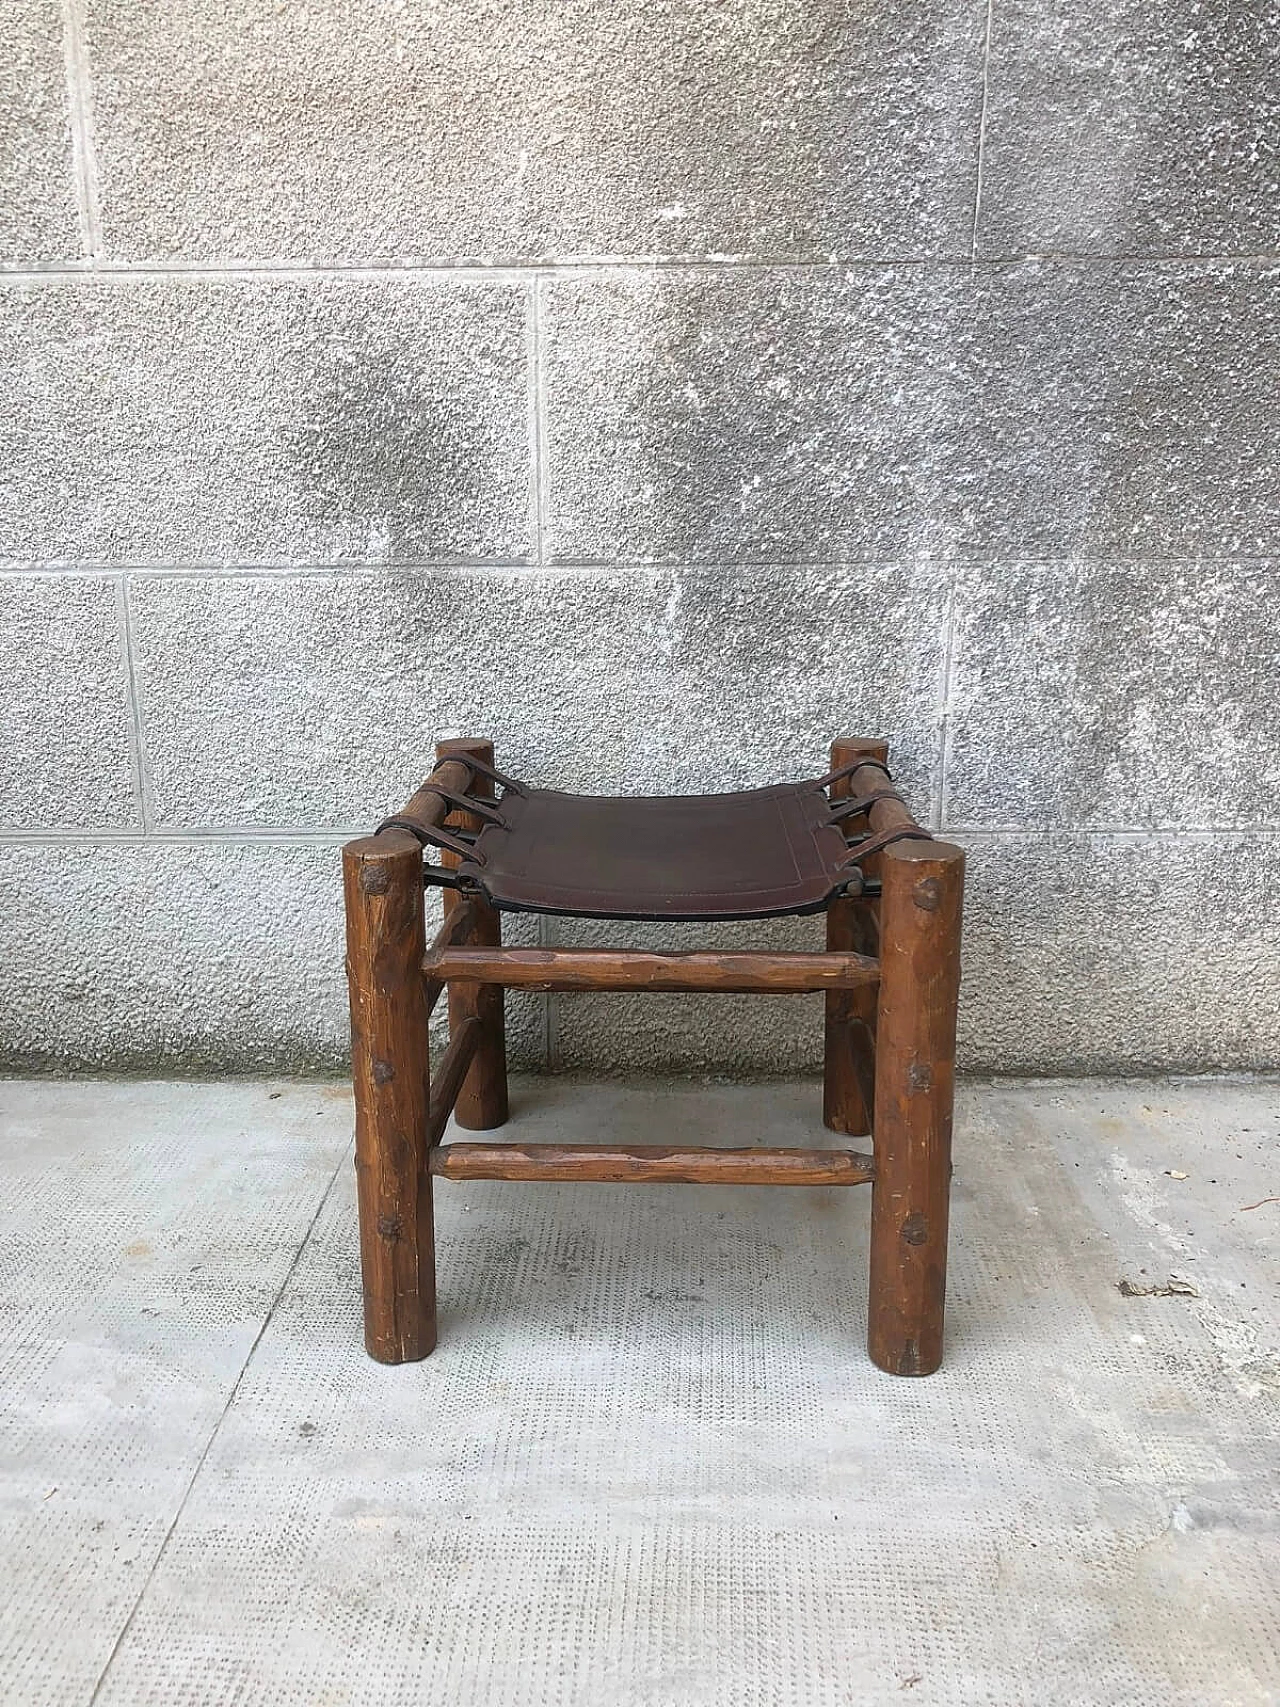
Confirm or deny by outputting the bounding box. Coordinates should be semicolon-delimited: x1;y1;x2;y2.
342;738;964;1376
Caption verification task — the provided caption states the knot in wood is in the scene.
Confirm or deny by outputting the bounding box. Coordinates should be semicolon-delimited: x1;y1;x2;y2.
907;1060;933;1093
376;1214;403;1242
360;865;391;896
901;1211;929;1246
912;876;942;912
372;1058;395;1086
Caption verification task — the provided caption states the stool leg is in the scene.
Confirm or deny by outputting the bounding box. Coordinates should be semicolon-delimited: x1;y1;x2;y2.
343;831;436;1362
824;737;887;1136
436;737;509;1131
867;838;964;1376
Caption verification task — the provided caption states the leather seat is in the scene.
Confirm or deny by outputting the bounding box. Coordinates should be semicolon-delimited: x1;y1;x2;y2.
453;780;855;921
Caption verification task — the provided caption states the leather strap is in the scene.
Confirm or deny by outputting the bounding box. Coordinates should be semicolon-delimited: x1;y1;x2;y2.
829;787;906;823
374;814;487;866
454;752;527;796
417;782;508;826
841;825;935;867
819;757;892;790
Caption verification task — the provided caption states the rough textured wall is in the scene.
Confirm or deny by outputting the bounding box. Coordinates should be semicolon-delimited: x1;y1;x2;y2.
2;0;1278;1076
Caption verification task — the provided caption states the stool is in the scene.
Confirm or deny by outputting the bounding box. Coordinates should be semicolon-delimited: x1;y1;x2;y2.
342;737;964;1376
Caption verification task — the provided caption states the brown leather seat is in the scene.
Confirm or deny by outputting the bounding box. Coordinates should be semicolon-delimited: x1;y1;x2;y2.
378;755;931;922
459;781;854;921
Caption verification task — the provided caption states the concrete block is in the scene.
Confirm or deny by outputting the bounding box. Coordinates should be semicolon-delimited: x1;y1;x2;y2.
663;562;946;804
0;840;544;1074
953;262;1280;558
9;829;1266;1079
958;831;1280;1073
545;264;1280;564
0;575;137;829
0;0;79;262
946;560;1280;830
975;0;1280;257
0;841;349;1073
129;564;944;828
86;0;984;263
542;270;952;563
0;276;528;565
129;569;674;826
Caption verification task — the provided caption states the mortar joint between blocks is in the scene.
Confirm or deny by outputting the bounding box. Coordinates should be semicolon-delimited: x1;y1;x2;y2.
969;0;996;262
529;273;550;568
61;0;103;265
118;576;157;834
935;569;960;833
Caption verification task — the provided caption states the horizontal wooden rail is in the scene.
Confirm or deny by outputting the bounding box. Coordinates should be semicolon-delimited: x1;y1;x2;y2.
344;756;480;867
396;757;476;835
422;947;879;994
425;1015;481;1147
429;1142;876;1185
842;749;918;842
837;743;936;894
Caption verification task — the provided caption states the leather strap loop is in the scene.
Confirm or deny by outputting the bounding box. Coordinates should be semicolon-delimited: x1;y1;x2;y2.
421;864;468;891
375;814;487;866
418;783;507;826
453;752;527;796
818;757;892;791
829;787;906;823
841;825;935;867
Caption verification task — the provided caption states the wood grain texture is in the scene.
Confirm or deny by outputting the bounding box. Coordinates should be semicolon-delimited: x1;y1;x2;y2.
423;946;879;993
824;736;886;1137
436;737;509;1132
425;1015;480;1148
867;837;965;1378
423;897;479;1015
342;828;436;1364
393;756;478;836
430;1142;876;1185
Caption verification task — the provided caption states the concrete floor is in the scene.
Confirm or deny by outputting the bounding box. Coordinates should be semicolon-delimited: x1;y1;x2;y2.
0;1077;1276;1707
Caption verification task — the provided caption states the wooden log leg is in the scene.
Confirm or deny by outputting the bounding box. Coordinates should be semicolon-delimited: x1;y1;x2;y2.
867;837;965;1377
824;737;887;1136
343;829;436;1363
436;738;509;1132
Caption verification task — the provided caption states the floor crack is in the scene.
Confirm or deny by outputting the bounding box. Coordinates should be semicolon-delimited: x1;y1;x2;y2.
86;1141;351;1705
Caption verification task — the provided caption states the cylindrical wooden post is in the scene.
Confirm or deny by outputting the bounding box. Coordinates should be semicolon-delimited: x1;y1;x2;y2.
824;737;886;1136
435;738;508;1131
867;837;964;1377
343;828;435;1363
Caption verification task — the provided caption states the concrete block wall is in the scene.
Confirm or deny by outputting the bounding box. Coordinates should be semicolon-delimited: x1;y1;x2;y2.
2;0;1278;1077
